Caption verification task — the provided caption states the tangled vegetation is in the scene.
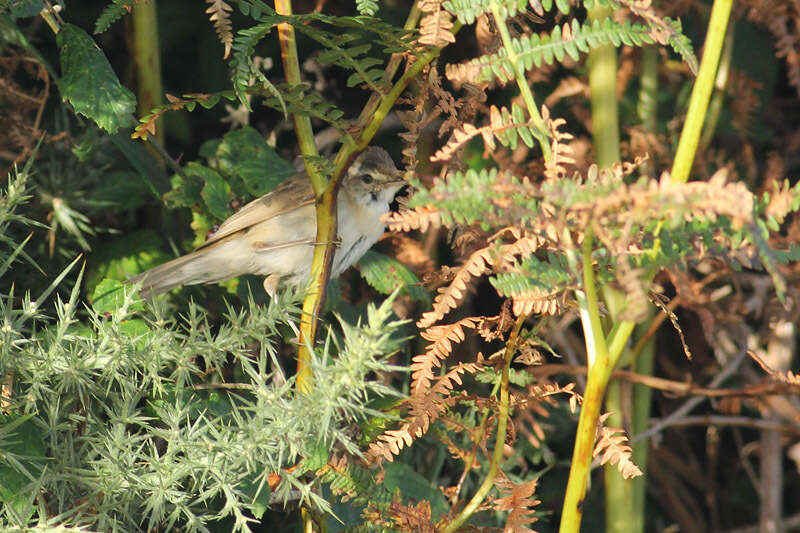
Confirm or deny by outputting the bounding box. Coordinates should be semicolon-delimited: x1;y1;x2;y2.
1;0;800;531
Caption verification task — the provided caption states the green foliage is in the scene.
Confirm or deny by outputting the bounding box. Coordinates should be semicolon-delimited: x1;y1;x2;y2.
57;24;136;133
94;0;134;34
162;127;294;246
355;0;379;16
357;250;431;304
467;18;658;84
3;0;43;19
490;253;572;297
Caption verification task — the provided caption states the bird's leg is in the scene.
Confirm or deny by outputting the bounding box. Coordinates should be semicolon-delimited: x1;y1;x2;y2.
263;273;281;299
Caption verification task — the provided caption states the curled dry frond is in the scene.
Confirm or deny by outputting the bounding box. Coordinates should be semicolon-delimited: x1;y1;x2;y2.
383;205;442;232
418;245;494;328
543;106;576;181
412;317;481;394
493;474;541;533
594;413;643;480
418;0;457;47
206;0;234;59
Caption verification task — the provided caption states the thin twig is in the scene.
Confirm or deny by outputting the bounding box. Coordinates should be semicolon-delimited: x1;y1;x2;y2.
530;364;799;398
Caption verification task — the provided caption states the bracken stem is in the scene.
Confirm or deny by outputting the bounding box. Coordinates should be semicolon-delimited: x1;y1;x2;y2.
489;1;551;160
295;4;460;394
441;313;527;533
670;0;734;184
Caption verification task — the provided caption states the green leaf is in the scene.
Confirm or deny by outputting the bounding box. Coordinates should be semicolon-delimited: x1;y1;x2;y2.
357;250;431;304
92;278;144;314
57;23;136;133
7;0;43;18
200;170;234;221
383;462;449;520
85;229;172;294
215;127;295;196
239;475;271;519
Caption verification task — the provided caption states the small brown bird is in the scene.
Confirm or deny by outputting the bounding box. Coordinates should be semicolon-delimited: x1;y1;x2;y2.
129;147;404;298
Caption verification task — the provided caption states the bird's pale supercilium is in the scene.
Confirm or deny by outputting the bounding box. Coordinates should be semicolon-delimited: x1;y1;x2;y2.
128;147;405;299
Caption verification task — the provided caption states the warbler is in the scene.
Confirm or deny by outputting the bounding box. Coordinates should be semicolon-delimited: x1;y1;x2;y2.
129;147;404;298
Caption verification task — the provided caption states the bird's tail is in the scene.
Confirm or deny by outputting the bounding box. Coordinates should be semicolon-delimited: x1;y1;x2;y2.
127;250;220;299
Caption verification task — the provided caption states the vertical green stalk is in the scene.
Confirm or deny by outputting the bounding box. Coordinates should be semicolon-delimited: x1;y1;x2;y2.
274;0;326;394
629;318;655;531
606;43;662;533
488;1;550;159
441;314;527;533
587;6;620;168
670;0;734;183
698;23;735;151
131;0;164;145
560;229;618;533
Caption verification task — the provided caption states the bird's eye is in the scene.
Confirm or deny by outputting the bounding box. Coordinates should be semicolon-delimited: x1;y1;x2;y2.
361;174;373;184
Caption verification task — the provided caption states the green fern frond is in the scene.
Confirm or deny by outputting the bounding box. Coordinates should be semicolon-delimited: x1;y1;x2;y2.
410;168;537;230
257;83;347;128
663;17;698;75
490;253;572;298
94;0;134;34
460;18;656;84
298;27;386;91
357;250;431;305
443;0;536;25
355;0;380;16
229;21;286;114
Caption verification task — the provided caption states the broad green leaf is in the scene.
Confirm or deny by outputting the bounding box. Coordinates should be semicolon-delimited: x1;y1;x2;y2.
7;0;43;18
215;127;295;196
85;229;171;294
383;462;448;520
200;168;234;220
57;23;136;133
92;278;144;314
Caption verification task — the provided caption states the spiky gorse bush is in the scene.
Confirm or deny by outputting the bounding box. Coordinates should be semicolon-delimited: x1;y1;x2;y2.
1;167;409;532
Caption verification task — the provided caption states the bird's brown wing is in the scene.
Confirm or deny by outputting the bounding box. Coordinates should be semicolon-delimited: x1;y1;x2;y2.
198;173;315;250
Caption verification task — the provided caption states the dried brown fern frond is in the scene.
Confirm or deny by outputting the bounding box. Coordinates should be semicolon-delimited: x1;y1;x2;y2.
543;107;576;181
383;204;442;232
412;317;481;394
418;0;456;47
493;474;541;533
593;413;643;479
206;0;234;59
389;499;436;533
418;245;494;328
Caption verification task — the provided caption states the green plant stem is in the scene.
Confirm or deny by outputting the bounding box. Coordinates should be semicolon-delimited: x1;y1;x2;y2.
671;0;734;183
293;6;460;394
275;0;326;394
618;46;662;533
560;229;633;533
441;313;527;533
489;2;551;160
587;6;620;167
275;0;323;190
699;21;735;151
355;2;423;128
637;47;658;133
131;0;164;146
630;317;655;531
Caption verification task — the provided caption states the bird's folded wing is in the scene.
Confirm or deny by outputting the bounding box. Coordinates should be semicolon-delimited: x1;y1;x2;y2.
198;174;315;249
